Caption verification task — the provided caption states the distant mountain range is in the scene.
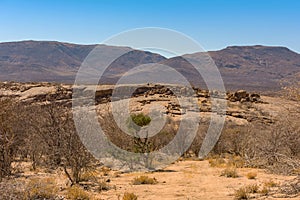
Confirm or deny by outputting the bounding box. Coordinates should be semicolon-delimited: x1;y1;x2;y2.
0;40;299;92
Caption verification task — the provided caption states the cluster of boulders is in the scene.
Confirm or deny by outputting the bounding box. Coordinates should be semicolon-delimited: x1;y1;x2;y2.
0;82;274;124
166;102;185;115
143;85;173;97
195;89;210;98
227;90;261;103
0;82;72;105
1;82;262;106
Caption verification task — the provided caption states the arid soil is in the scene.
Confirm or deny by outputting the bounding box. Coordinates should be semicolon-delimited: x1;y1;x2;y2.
9;160;299;200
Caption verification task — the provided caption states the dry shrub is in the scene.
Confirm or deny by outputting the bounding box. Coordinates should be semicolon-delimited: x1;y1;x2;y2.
213;127;249;156
66;185;90;200
97;180;111;192
123;192;138;200
24;178;58;200
234;187;250;200
263;180;278;188
0;180;25;200
132;176;157;185
208;157;226;167
214;117;300;175
80;170;97;182
259;186;269;196
0;99;24;180
100;166;111;176
246;172;257;179
234;184;259;200
278;176;300;196
227;156;245;168
245;184;259;193
221;167;239;178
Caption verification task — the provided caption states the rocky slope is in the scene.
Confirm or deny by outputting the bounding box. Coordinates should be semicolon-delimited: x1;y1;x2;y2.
2;82;296;127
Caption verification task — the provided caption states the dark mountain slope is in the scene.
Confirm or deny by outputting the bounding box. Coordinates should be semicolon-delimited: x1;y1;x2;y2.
0;41;299;91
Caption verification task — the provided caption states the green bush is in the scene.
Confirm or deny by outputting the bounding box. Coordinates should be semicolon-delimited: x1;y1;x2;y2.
130;113;151;128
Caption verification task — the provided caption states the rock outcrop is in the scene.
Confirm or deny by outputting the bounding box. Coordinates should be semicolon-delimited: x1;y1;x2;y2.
0;82;273;125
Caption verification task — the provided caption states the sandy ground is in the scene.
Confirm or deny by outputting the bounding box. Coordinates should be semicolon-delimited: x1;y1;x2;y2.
7;160;300;200
96;160;298;200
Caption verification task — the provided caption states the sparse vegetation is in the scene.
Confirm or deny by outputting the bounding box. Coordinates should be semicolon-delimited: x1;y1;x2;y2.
0;81;299;199
0;99;24;180
221;167;239;178
234;187;250;200
123;192;138;200
132;175;157;185
66;185;90;200
245;184;259;193
234;184;259;200
24;178;58;200
259;186;270;196
208;157;226;167
97;180;111;191
246;172;257;179
263;180;278;188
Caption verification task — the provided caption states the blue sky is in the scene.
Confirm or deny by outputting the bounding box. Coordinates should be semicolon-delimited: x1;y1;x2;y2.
1;0;299;52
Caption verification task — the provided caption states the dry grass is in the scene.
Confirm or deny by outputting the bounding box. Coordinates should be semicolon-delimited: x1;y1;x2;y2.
221;167;239;178
132;176;157;185
24;177;58;200
123;192;138;200
227;156;245;168
245;184;259;193
80;170;97;182
66;185;90;200
263;179;278;187
246;172;257;179
234;187;250;200
97;180;111;191
100;166;111;176
234;184;259;200
259;186;270;196
208;157;226;167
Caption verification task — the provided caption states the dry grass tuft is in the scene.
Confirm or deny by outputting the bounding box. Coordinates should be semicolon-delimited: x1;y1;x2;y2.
66;185;90;200
123;192;138;200
259;186;270;196
246;172;257;179
234;184;259;200
245;184;259;193
263;179;278;188
97;180;111;191
24;177;58;200
132;176;157;185
227;156;245;168
208;157;226;167
221;167;239;178
234;187;250;200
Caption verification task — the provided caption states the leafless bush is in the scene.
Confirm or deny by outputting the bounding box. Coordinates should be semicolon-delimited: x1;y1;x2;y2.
25;103;96;185
0;99;25;180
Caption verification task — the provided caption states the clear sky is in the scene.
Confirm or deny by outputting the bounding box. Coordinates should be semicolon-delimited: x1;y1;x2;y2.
1;0;299;52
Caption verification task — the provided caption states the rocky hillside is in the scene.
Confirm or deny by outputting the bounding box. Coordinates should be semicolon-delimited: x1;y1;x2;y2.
0;41;299;92
1;81;295;127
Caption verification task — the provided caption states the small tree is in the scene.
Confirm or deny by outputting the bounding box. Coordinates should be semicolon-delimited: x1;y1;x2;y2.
128;113;155;168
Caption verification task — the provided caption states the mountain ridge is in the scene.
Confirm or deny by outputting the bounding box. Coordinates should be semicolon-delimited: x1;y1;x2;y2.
0;40;299;92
